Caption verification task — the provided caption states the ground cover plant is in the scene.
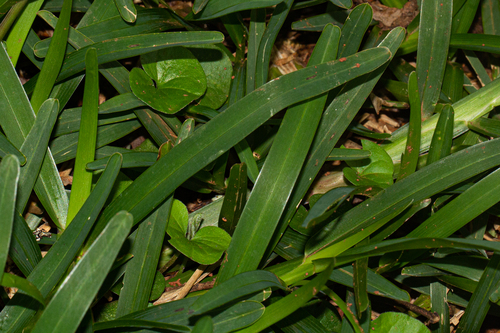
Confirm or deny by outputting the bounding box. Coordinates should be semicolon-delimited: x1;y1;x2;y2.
1;0;500;331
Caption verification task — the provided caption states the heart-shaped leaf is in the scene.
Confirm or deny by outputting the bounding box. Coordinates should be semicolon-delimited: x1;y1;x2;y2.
343;140;394;188
167;200;231;265
130;47;207;114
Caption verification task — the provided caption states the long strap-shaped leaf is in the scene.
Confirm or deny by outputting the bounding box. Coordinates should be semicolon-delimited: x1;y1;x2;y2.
0;135;25;164
16;99;59;214
0;43;68;229
417;0;452;119
305;137;500;260
30;211;133;333
0;154;122;333
84;47;392;248
217;24;340;284
0;155;19;273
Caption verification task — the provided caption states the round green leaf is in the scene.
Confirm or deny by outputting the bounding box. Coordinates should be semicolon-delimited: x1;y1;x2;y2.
370;312;429;333
187;45;232;109
130;47;207;114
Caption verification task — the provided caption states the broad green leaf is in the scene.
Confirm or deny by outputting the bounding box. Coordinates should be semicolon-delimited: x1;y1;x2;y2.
417;0;452;119
430;281;450;333
1;273;44;307
371;312;429;333
114;0;136;23
238;262;334;332
131;47;207;114
216;24;340;283
0;154;122;333
456;254;500;333
167;199;230;265
30;211;133;333
189;270;286;315
115;198;171;316
84;46;392;250
0;43;68;229
0;134;26;164
50;31;223;83
449;33;500;54
329;0;352;9
188;44;232;109
397;71;420;180
0;155;19;273
16;99;59;216
67;48;99;223
29;0;72;114
338;4;372;58
218;163;247;235
191;0;281;20
306;138;500;260
343;140;394;188
192;0;209;14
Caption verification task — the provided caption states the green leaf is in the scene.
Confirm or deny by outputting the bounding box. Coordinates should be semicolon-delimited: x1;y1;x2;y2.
188;44;232;109
0;154;122;333
193;0;209;14
306;137;500;260
246;8;266;93
482;0;500;35
338;4;373;58
0;155;20;273
291;10;347;32
85;46;392;250
93;319;190;332
0;43;68;229
397;71;420;180
114;0;136;23
417;0;452;119
468;117;500;138
16;99;59;216
115;197;171;316
189;270;286;315
370;312;429;333
343;140;394;188
326;148;370;161
426;104;454;165
456;254;500;333
430;281;450;333
8;212;42;277
191;0;282;20
192;316;213;333
86;151;157;170
329;0;352;9
216;23;341;283
168;203;231;265
130;47;207;114
1;273;44;307
238;262;334;332
30;211;133;333
29;0;72;114
218;163;247;235
67;47;99;223
0;134;26;165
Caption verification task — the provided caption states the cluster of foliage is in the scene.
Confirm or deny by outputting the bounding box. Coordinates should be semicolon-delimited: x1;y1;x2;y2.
1;0;500;331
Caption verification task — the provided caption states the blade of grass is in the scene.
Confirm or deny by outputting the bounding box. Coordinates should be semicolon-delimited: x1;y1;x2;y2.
0;135;25;165
246;8;266;94
191;0;281;20
456;254;500;333
67;48;99;224
114;0;136;23
216;24;342;283
397;71;420;181
267;28;405;263
430;281;449;333
0;273;44;308
30;211;133;333
8;212;42;277
16;99;59;216
83;47;392;250
218;163;247;235
426;104;454;165
4;0;44;66
417;0;452;119
0;155;19;273
354;238;369;316
29;0;72;113
0;154;122;333
337;3;372;58
254;0;293;88
115;197;172;316
0;43;68;229
482;0;500;35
